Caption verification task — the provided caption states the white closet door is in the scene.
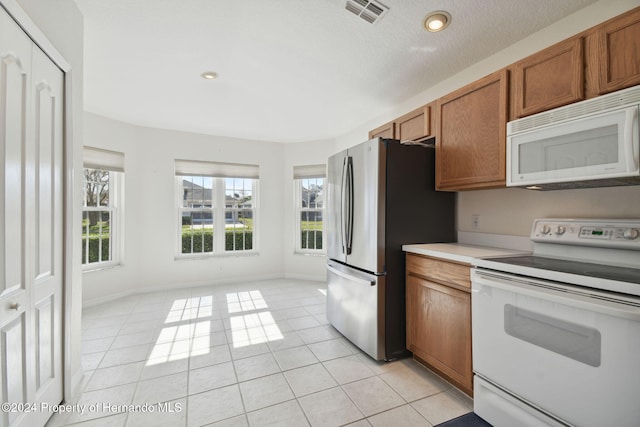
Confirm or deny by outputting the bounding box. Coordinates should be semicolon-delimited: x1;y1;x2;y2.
1;6;64;427
29;38;64;426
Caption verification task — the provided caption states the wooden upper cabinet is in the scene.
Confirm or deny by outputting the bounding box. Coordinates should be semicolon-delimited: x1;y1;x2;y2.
368;103;433;141
594;6;640;94
395;104;432;142
513;38;584;118
368;121;394;139
436;69;509;191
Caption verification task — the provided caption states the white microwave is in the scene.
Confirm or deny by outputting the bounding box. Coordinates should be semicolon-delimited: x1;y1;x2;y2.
507;85;640;190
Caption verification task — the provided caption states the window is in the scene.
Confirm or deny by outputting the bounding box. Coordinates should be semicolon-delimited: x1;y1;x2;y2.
294;164;325;253
82;147;124;269
176;160;259;256
180;176;215;254
224;178;255;252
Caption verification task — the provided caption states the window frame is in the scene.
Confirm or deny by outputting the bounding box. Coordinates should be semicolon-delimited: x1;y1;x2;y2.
294;176;325;255
176;175;259;258
81;168;124;270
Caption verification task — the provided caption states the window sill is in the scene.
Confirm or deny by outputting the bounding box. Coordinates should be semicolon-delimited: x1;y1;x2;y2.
82;262;122;274
294;251;326;257
175;251;260;261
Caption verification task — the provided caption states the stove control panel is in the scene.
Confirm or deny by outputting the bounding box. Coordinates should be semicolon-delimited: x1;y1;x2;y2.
531;219;640;250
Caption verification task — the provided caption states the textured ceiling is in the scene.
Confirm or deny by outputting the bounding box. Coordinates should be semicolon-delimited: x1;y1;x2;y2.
74;0;599;143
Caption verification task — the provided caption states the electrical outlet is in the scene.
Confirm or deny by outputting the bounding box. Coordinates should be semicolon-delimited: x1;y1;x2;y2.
472;214;480;230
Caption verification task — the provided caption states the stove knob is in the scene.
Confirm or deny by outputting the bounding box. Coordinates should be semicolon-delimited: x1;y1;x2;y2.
540;225;551;235
555;226;566;235
623;228;639;240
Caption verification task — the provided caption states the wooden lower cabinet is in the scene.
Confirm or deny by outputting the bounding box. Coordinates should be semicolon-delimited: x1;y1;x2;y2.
406;254;473;396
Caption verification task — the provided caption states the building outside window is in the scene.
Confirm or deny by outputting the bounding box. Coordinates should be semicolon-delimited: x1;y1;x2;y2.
176;160;259;256
294;164;326;253
82;147;124;269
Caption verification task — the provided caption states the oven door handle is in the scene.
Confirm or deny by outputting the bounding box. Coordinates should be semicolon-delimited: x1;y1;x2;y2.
472;270;640;321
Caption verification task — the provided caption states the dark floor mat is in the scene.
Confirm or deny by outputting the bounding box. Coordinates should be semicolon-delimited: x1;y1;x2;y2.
434;412;492;427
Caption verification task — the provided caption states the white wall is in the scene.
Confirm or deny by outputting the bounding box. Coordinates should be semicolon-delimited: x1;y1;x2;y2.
13;0;85;397
336;0;640;237
81;116;143;302
458;186;640;236
83;113;326;303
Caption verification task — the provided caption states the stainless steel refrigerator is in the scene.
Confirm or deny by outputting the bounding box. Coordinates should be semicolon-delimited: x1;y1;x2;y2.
326;138;455;361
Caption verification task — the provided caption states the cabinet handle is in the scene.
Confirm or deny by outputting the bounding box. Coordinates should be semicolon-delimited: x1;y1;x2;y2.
9;302;20;311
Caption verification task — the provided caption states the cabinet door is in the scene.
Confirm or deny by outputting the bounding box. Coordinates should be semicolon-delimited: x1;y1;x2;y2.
436;69;508;191
396;105;431;142
513;38;584;118
368;122;394;139
595;7;640;94
406;275;472;394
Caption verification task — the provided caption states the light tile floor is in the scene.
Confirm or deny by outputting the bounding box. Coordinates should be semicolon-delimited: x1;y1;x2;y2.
47;279;472;427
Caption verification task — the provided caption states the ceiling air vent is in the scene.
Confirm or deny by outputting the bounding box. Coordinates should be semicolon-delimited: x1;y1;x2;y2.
345;0;389;24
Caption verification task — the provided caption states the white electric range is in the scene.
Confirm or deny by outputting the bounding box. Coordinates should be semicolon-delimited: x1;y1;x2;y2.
471;218;640;427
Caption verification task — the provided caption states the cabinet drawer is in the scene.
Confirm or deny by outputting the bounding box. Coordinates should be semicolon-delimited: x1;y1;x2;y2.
406;254;471;289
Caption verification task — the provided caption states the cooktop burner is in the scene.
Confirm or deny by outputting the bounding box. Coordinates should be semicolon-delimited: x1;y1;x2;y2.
488;255;640;285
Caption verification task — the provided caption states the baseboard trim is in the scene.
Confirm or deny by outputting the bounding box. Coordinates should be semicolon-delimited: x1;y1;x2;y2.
81;273;316;307
283;273;326;282
67;368;85;402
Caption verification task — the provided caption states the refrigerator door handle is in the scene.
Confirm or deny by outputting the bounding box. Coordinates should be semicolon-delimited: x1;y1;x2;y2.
346;156;354;254
340;157;348;254
327;264;376;287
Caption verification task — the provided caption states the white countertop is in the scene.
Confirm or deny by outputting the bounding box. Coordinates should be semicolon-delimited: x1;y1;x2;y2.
402;243;527;265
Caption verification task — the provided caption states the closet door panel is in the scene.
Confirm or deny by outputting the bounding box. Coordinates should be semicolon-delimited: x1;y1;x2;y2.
1;7;65;426
1;9;34;426
30;45;64;410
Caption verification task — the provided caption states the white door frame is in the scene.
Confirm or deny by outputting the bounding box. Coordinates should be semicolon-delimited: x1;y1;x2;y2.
0;0;75;401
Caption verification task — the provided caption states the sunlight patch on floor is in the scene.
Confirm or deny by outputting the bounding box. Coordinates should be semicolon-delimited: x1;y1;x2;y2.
147;297;214;366
226;291;283;348
229;311;283;348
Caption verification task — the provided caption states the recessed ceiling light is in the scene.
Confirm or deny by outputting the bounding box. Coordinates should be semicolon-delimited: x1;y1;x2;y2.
201;71;218;80
423;11;451;32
